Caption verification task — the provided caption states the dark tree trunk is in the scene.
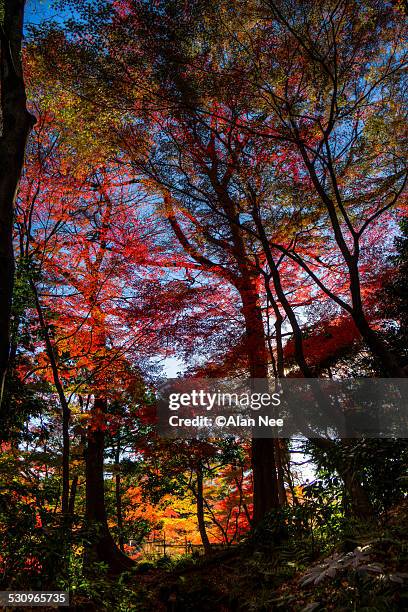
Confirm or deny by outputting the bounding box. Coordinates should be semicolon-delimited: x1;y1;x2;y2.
68;474;78;516
84;397;135;574
114;445;125;552
195;463;212;554
239;277;281;525
0;0;36;399
274;439;287;505
115;472;125;552
251;438;280;524
341;466;374;520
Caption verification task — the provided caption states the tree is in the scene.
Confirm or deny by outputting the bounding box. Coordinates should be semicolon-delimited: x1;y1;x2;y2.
200;0;407;375
0;0;36;398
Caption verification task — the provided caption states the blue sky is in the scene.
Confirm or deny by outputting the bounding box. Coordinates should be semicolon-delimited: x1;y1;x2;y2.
25;0;73;28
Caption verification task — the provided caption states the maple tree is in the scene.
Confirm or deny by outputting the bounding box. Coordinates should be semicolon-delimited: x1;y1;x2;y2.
186;0;408;375
11;108;165;571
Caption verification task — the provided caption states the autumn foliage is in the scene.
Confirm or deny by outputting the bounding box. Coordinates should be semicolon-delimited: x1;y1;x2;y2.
0;1;407;608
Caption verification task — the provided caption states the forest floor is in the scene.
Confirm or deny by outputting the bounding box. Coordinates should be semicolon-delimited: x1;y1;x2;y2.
129;502;408;612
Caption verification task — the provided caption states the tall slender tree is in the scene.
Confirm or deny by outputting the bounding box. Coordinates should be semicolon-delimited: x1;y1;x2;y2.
0;0;35;399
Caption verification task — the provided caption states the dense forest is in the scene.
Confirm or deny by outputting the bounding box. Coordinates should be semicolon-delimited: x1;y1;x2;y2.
0;1;407;610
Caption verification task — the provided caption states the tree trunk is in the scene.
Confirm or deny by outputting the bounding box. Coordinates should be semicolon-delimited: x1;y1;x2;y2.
195;463;212;554
84;397;135;574
0;0;36;399
251;438;280;524
274;439;287;505
239;277;281;524
115;472;125;552
340;466;374;520
68;474;78;516
31;281;71;514
114;445;125;552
